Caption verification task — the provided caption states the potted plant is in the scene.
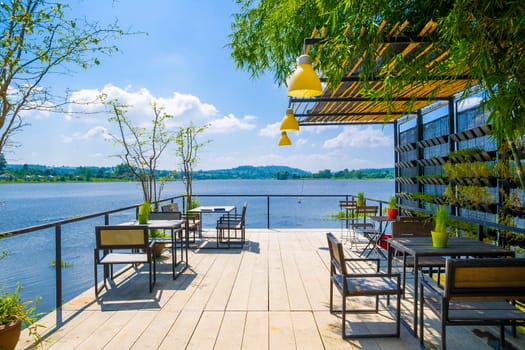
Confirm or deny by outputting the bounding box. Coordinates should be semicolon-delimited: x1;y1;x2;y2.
431;205;449;248
0;285;40;350
356;192;365;207
387;196;398;219
149;229;168;257
137;202;151;224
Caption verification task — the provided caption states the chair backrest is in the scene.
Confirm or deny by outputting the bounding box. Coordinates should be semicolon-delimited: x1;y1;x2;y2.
391;220;433;238
326;232;348;276
161;203;179;212
96;225;149;250
355;206;378;216
339;200;356;208
444;258;525;300
149;211;182;220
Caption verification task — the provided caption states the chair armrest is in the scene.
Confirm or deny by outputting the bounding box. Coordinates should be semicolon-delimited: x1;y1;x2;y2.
351;272;400;279
350;272;401;287
344;257;380;271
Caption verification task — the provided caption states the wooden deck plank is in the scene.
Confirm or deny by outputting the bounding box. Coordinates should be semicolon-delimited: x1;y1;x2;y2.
102;310;157;349
269;311;296;349
157;310;202;349
290;311;325;350
214;311;246;349
268;238;290;311
185;310;223;349
205;254;244;311
226;248;258;311
281;249;311;310
246;234;269;311
242;311;269;350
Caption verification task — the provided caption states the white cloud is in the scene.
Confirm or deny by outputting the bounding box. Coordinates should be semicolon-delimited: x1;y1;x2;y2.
323;126;392;149
259;122;280;137
61;126;110;144
207;113;256;134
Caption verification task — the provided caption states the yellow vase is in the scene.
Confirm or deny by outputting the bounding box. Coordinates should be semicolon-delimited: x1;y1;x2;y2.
431;230;448;248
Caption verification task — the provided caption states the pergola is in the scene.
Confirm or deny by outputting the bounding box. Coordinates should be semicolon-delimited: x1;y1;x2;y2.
288;20;477;127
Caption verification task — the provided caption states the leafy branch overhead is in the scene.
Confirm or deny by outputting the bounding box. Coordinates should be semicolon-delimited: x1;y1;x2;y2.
229;0;525;195
0;0;135;155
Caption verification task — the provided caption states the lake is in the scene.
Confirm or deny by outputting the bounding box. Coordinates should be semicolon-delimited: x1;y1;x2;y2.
0;179;394;316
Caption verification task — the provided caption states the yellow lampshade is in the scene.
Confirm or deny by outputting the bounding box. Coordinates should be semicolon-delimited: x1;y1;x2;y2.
280;108;299;132
287;54;322;97
278;132;292;146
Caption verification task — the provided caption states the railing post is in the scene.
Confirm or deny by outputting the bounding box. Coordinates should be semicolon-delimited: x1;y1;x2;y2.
55;224;63;324
104;213;109;225
267;196;270;229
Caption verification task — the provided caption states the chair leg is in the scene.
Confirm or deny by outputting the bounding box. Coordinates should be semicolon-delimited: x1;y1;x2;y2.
500;325;505;349
419;283;425;346
342;294;346;338
329;280;334;313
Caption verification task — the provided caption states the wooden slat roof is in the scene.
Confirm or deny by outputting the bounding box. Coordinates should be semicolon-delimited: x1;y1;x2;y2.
290;20;477;126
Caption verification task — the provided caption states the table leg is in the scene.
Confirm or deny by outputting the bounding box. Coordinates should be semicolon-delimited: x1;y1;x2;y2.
413;255;419;336
171;228;176;278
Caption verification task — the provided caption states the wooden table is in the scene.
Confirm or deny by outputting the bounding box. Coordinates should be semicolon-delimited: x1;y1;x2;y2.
189;206;236;248
122;219;187;278
387;237;515;336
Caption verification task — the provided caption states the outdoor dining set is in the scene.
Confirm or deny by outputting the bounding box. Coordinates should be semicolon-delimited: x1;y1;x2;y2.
93;202;247;296
331;200;525;349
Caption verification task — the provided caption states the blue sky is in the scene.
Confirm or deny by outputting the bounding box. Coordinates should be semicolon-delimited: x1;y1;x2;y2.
9;0;394;172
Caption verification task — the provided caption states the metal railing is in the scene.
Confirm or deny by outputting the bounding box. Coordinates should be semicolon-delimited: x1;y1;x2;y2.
1;193;524;327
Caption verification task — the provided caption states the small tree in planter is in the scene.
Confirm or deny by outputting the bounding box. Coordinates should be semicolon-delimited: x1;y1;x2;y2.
387;196;398;219
356;192;365;207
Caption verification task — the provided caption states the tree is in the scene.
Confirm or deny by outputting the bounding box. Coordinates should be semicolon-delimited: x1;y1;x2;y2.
0;153;6;172
106;100;176;207
175;123;209;211
229;0;525;195
0;0;128;154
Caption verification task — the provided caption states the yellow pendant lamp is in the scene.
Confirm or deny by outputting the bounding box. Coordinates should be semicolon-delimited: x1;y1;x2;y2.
278;132;292;146
287;54;322;97
280;108;299;132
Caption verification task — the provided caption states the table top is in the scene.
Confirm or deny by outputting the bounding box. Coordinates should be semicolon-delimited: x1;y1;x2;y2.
370;215;396;223
121;219;184;229
189;206;236;213
387;237;514;257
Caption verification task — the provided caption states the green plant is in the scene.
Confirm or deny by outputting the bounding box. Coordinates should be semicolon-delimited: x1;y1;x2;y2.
388;196;397;209
137;202;151;224
0;284;42;346
356;192;365;207
433;205;448;233
149;229;168;239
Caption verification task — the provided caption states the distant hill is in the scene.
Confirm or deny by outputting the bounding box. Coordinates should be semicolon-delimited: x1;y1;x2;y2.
190;165;311;180
2;163;393;182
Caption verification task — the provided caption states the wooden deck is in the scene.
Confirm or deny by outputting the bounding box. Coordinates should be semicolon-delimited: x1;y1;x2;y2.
17;229;525;349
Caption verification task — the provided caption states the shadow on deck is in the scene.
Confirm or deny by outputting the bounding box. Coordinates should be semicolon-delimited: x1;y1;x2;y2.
17;229;525;350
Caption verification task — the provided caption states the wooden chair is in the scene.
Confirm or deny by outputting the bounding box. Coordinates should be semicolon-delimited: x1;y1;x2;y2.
420;258;525;350
391;219;446;292
216;203;247;246
161;203;179;213
94;225;156;295
326;232;401;339
352;206;380;257
161;204;200;243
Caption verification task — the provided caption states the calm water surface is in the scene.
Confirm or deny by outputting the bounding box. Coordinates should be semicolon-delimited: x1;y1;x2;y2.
0;179;393;316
